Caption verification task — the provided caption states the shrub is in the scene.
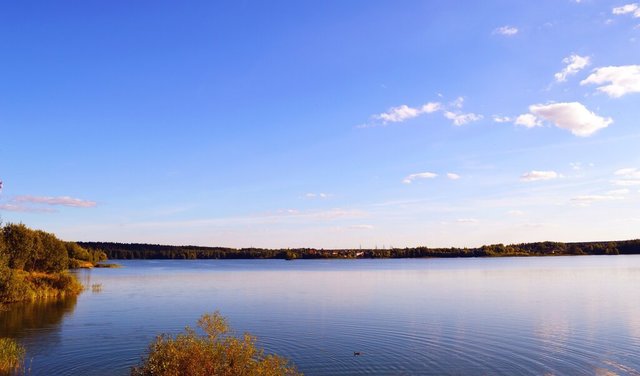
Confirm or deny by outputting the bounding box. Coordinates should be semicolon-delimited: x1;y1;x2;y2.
0;338;25;374
0;269;83;305
132;312;301;376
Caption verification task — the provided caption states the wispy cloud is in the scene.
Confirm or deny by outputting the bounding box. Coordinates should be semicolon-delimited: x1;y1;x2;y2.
581;65;640;98
528;102;613;137
493;115;512;123
360;96;483;128
554;54;590;82
360;102;441;128
446;173;461;180
0;203;57;213
615;167;640;178
14;195;97;208
403;172;438;184
305;192;331;199
456;218;478;223
570;194;624;206
443;111;483;126
521;170;559;182
612;167;640;186
494;26;519;36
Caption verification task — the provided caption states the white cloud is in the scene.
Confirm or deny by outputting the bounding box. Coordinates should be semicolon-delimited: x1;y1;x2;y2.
374;104;420;123
493;115;512;123
305;192;330;199
403;172;438;184
494;26;519;36
570;194;624;206
508;210;525;216
612;179;640;186
456;218;478;223
450;97;464;108
612;167;640;186
520;170;559;182
14;195;97;208
443;111;483;126
363;96;483;129
446;173;461;180
514;113;541;128
615;167;640;177
612;3;640;17
421;102;442;113
528;102;613;137
554;54;590;82
371;101;442;125
607;188;630;195
581;65;640;98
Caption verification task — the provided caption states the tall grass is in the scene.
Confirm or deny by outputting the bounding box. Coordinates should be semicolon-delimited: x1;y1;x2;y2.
0;268;84;305
0;338;25;374
132;312;301;376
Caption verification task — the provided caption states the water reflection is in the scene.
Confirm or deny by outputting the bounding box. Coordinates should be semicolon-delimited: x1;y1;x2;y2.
0;296;78;338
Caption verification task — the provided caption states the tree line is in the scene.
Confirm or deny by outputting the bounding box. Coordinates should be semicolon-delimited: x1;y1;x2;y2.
78;239;640;260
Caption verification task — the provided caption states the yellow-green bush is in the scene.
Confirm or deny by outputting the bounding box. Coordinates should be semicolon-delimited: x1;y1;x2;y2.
0;268;83;304
132;312;301;376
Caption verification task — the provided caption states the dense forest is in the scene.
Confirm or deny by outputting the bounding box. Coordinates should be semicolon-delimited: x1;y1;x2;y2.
79;239;640;260
0;223;107;305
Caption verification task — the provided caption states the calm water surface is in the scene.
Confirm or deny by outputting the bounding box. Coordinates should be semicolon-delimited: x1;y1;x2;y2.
2;256;640;375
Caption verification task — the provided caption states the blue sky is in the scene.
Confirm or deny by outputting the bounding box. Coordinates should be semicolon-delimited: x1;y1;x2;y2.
1;0;639;248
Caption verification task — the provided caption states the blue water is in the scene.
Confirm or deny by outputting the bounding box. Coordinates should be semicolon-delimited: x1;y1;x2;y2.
2;256;640;375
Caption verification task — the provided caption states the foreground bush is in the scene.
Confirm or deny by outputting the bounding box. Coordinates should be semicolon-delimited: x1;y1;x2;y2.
132;312;301;376
0;338;25;374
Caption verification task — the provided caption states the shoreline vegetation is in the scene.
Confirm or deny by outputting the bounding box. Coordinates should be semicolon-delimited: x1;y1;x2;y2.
0;223;107;307
132;311;301;376
0;338;25;374
79;239;640;260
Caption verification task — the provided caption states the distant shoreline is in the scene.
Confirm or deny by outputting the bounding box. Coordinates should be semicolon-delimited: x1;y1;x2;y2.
78;239;640;260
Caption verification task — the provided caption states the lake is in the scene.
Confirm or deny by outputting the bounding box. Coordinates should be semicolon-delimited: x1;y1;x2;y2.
2;256;640;375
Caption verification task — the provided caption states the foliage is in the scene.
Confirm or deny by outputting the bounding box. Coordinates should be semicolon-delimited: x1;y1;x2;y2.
0;338;25;374
2;224;35;271
80;239;640;260
0;269;83;304
0;223;101;273
131;312;301;376
0;223;95;305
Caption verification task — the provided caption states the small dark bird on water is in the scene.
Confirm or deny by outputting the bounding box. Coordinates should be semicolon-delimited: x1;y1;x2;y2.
353;352;362;356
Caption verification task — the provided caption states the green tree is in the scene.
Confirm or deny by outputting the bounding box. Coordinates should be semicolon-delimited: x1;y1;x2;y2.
35;231;69;273
3;223;35;270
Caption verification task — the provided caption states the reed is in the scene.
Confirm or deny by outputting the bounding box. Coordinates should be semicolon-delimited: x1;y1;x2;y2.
0;338;25;374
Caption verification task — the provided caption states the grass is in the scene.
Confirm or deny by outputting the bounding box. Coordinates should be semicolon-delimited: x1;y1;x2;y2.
0;269;84;305
0;338;25;374
132;312;301;376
